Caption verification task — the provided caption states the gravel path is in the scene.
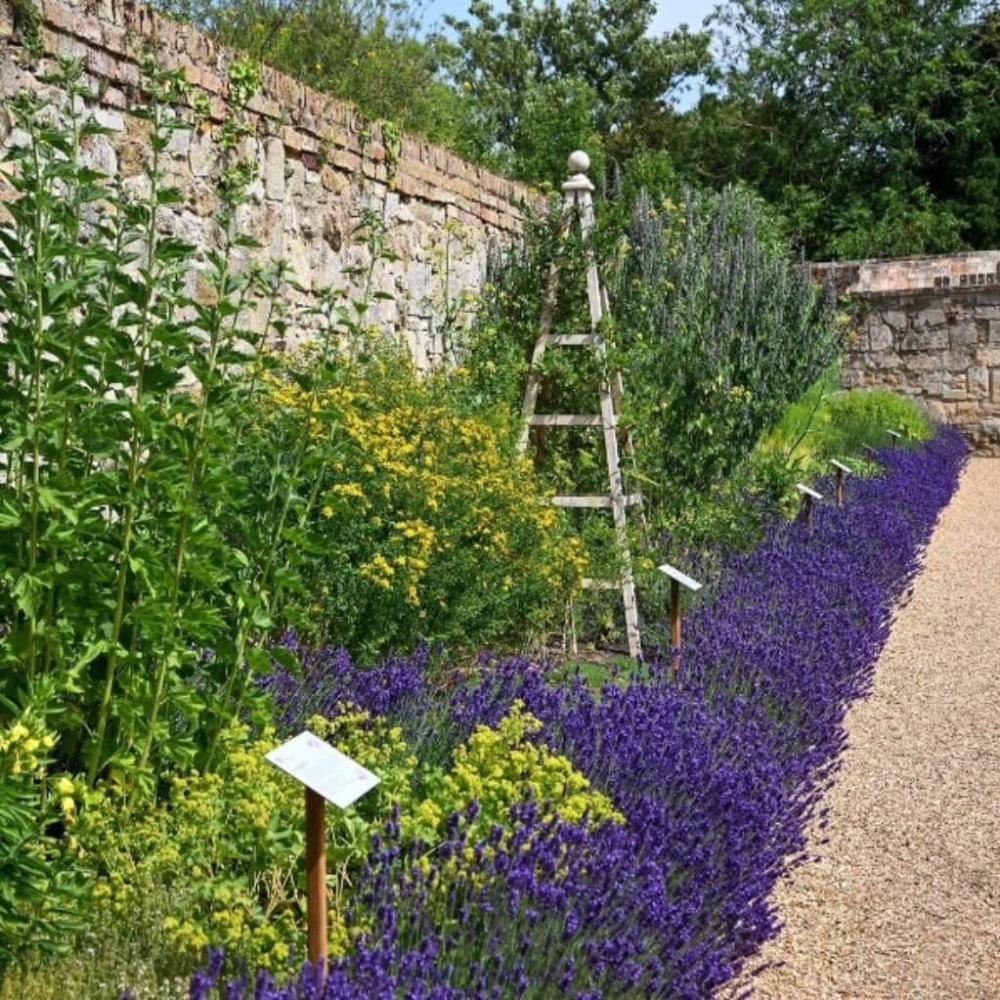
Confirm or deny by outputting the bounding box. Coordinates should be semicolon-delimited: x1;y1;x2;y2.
745;457;1000;999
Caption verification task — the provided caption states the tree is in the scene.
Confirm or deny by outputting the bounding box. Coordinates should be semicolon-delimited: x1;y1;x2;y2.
675;0;1000;258
435;0;711;184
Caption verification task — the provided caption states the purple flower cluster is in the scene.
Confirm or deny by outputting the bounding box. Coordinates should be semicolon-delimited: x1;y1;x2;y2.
192;429;967;998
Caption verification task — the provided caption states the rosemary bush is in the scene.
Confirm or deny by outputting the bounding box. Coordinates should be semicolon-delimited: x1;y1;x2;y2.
614;186;842;508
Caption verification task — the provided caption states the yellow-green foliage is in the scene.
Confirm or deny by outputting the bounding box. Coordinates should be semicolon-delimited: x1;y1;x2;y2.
78;711;424;967
75;705;620;970
78;724;303;968
762;379;933;474
254;350;587;658
415;701;623;840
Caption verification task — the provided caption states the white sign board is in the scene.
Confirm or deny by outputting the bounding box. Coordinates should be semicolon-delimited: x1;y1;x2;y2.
266;731;380;809
830;459;853;474
657;562;703;592
795;482;823;501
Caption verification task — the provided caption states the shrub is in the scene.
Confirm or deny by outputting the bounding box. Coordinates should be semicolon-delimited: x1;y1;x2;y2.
761;375;934;474
231;348;587;660
0;57;297;792
615;186;842;507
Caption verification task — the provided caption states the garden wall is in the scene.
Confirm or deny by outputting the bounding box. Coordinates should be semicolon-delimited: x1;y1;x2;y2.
0;0;536;368
815;252;1000;453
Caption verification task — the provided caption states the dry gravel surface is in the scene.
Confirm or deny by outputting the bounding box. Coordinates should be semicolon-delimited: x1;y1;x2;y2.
744;457;1000;1000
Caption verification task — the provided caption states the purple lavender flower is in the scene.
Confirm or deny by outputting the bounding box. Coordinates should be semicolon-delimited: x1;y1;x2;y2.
190;429;967;999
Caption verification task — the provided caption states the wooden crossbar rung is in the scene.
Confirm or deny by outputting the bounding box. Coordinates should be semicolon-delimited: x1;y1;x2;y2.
544;334;603;346
551;494;642;508
528;414;604;427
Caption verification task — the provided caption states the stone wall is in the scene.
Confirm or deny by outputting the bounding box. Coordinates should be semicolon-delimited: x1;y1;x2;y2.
818;252;1000;453
0;0;537;367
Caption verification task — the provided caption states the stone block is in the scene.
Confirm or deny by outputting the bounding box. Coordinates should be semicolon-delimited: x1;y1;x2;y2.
976;347;1000;367
81;134;117;176
991;369;1000;404
868;350;903;370
166;126;192;158
916;307;947;328
882;310;909;330
259;138;283;200
949;321;979;348
93;107;125;133
967;366;989;396
989;319;1000;345
867;324;894;351
900;327;948;352
188;131;215;178
901;352;945;374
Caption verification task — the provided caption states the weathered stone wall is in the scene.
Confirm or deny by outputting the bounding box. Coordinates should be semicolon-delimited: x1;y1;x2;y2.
816;253;1000;453
0;0;537;367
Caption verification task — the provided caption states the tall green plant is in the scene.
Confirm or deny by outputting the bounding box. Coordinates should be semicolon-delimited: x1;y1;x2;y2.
613;185;842;507
0;57;284;795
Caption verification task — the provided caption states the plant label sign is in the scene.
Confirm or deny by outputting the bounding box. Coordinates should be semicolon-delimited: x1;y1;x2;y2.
266;731;380;809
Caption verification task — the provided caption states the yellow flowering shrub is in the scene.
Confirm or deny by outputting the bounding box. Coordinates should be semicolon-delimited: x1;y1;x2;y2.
75;711;422;967
77;724;303;968
249;349;587;659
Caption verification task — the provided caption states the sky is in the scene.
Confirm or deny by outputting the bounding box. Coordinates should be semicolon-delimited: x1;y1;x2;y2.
419;0;718;34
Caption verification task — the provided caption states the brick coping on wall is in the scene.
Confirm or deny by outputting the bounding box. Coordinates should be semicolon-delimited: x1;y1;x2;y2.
813;251;1000;298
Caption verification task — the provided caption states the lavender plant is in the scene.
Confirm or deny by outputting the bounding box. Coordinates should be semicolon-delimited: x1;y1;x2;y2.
191;428;965;997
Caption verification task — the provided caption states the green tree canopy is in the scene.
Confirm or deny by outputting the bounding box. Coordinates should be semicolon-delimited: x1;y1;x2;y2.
435;0;711;185
674;0;1000;258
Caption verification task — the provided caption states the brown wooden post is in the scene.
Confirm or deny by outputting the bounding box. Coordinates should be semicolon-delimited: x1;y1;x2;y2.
796;483;822;532
670;578;682;681
305;788;327;971
835;467;844;507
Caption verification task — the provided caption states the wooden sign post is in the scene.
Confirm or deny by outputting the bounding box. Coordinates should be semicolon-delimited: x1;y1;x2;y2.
305;789;326;964
266;731;381;971
657;562;703;682
796;483;823;532
887;428;903;443
830;459;852;507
